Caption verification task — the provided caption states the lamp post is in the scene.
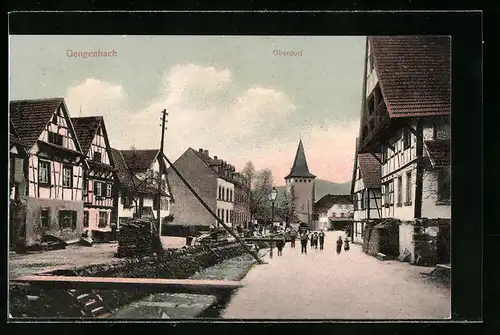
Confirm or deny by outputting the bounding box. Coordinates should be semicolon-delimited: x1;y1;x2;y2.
268;187;278;259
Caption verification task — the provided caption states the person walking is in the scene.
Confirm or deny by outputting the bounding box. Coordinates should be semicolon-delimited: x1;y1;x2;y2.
312;232;319;249
276;234;286;256
300;231;309;254
290;230;297;248
336;236;343;255
319;230;325;250
310;232;314;248
344;237;350;252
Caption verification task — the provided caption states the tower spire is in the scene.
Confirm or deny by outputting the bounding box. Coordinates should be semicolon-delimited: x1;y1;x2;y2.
285;139;316;179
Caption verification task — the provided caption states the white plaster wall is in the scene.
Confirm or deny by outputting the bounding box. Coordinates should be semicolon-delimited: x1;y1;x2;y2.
399;223;415;263
422;171;451;219
216;178;234;227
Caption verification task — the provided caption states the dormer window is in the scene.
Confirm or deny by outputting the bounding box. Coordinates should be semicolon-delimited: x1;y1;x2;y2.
48;131;63;146
94;151;102;162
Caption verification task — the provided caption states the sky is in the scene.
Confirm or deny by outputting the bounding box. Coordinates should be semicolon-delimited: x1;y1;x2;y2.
9;35;366;186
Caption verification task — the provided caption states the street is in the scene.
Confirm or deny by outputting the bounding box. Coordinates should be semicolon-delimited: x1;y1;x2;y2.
221;231;451;320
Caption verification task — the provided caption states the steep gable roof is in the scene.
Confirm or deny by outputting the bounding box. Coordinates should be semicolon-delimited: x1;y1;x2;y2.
10;98;65;148
70;116;103;155
120;149;159;172
424;140;450;168
357;153;382;189
285;139;316;179
314;194;352;213
110;148;162;195
370;36;451;118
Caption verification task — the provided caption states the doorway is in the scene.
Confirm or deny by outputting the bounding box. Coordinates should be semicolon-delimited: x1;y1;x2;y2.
437;225;451;264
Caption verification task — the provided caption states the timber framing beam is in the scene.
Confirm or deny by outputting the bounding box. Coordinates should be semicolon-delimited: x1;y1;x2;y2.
368;151;383;165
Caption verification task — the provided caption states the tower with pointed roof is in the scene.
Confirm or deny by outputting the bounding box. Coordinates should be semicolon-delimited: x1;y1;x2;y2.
285;139;316;226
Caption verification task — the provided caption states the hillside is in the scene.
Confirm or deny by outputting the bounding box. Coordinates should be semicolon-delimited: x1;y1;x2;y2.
275;179;351;203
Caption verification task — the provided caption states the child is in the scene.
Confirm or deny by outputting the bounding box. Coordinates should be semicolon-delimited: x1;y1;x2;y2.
344;237;350;252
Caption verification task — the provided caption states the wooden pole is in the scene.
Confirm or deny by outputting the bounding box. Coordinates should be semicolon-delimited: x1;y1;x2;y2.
157;109;167;236
163;154;263;264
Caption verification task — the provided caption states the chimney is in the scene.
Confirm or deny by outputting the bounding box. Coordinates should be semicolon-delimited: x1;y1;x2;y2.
203;150;209;158
199;148;203;153
214;155;218;160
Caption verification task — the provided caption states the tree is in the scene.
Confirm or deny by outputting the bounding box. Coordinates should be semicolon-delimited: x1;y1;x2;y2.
276;185;298;229
241;161;256;187
248;167;274;223
123;148;166;220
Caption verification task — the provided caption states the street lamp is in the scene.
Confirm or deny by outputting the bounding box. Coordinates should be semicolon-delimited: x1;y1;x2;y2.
268;187;278;258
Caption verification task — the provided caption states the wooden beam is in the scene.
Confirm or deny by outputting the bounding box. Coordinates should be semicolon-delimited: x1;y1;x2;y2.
12;275;244;295
368;151;383;165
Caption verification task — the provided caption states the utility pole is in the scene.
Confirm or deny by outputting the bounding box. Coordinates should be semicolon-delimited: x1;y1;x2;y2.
157;109;168;236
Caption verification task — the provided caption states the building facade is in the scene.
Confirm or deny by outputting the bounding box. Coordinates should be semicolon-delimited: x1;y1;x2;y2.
313;195;353;231
357;36;451;265
284;140;316;227
350;150;382;244
10;98;88;247
168;148;250;230
71;117;116;237
110;148;171;230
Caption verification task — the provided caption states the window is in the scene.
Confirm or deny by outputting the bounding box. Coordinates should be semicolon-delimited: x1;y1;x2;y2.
83;211;89;228
62;165;73;187
367;95;375;115
93;151;102;162
340;213;345;218
437;169;451;202
98;211;108;228
403;128;411;149
360;191;365;211
38;160;51;185
384;181;394;205
226;189;230;201
397;176;403;206
382;147;387;164
221;209;225;223
95;182;102;197
106;183;112;197
230;190;233;202
332;212;337;218
406;171;412;205
41;209;50;228
218;186;222;199
38;161;50;184
217;208;221;219
59;210;77;230
48;131;63;146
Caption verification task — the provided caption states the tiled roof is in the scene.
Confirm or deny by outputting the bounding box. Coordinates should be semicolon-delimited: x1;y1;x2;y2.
370;36;451;118
10;133;27;149
110;148;161;195
285;139;316;179
10;98;65;148
120;149;158;172
189;148;247;186
70;116;103;155
314;194;352;213
358;153;381;188
424;140;450;168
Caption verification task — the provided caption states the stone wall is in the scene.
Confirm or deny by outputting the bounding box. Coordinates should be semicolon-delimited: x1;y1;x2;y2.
9;241;268;318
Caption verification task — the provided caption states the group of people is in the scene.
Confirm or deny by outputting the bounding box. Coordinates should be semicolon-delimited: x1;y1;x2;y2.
271;228;351;256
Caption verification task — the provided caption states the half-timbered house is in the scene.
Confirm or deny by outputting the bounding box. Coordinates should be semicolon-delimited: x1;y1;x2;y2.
71;116;116;238
350;144;382;244
9;98;88;247
109;148;171;230
357;36;451;265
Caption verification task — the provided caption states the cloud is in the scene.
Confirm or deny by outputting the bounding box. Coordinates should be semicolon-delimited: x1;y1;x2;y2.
226;120;359;184
64;64;357;185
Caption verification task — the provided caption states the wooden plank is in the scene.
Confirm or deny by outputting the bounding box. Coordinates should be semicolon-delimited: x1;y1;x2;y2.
11;275;244;295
